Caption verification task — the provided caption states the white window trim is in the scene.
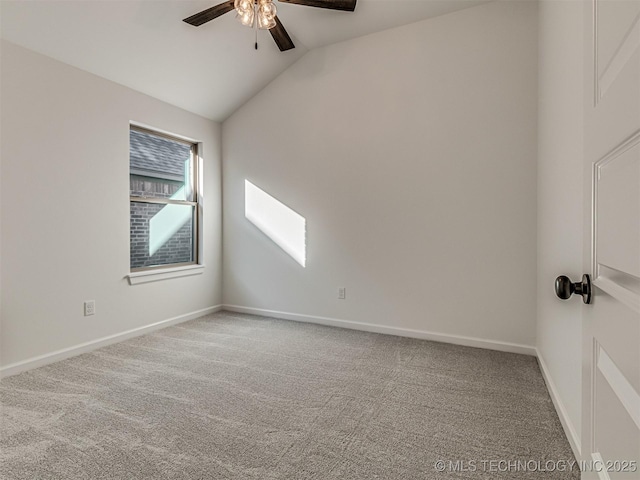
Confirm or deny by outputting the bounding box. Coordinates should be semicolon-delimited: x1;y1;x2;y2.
127;264;205;285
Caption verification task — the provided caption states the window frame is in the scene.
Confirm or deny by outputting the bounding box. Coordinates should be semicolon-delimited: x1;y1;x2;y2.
129;124;201;273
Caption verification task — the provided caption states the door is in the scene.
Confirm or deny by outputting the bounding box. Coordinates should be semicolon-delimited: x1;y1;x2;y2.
582;0;640;478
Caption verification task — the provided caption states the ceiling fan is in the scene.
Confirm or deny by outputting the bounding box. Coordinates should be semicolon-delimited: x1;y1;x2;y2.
183;0;357;52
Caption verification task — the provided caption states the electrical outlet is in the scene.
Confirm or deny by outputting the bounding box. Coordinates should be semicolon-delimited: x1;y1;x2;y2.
338;287;346;300
84;300;96;316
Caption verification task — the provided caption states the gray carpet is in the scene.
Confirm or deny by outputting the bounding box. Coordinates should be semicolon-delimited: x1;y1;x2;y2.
1;311;578;479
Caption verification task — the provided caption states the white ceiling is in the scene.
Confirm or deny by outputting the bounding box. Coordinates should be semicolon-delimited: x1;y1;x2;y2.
1;0;490;121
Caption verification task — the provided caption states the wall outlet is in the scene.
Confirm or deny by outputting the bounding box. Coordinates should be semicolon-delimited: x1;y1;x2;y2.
84;300;96;316
337;287;346;300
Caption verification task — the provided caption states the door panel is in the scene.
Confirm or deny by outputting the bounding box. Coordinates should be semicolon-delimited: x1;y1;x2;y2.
595;0;640;102
592;296;639;394
583;0;640;478
594;132;640;308
594;366;640;479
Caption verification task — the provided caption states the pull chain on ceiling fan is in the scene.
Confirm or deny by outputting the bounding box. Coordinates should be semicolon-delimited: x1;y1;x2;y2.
183;0;357;52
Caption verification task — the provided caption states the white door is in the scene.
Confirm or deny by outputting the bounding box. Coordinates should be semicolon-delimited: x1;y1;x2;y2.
582;0;640;478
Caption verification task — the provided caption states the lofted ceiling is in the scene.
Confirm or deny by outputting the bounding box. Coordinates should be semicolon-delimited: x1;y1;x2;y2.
1;0;490;121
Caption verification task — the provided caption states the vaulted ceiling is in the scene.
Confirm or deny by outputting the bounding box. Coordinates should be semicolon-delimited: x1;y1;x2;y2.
1;0;490;121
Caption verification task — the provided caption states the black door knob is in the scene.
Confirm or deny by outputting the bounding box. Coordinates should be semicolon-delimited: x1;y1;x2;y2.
555;274;591;304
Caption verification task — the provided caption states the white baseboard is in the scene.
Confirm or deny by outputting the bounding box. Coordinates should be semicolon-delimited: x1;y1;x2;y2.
222;304;537;356
0;305;223;378
536;349;581;461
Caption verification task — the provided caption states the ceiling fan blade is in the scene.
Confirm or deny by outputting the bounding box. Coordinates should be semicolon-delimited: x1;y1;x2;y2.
277;0;356;12
183;0;235;26
269;17;295;52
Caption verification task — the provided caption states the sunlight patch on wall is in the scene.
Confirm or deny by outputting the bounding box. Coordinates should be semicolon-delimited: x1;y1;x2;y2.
245;180;306;267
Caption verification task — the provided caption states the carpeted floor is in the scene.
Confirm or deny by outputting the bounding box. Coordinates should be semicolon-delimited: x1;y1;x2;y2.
1;311;578;479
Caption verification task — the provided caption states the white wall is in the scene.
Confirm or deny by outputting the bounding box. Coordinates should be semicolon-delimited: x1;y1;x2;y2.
0;41;222;369
536;0;584;457
222;1;538;349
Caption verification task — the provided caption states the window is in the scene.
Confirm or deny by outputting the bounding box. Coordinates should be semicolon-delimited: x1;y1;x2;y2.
129;126;199;271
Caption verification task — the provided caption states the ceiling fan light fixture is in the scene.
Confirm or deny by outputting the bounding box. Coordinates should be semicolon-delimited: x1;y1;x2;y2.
257;2;277;29
257;15;276;30
234;0;277;30
237;8;255;27
234;0;253;14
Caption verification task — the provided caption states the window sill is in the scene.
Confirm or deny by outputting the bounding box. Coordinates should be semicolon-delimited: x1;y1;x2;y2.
127;264;205;285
